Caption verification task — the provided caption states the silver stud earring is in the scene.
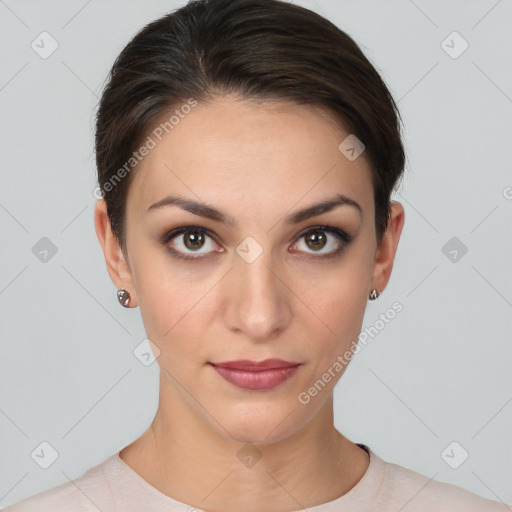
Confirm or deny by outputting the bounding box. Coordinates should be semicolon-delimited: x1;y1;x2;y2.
117;289;131;307
369;289;380;301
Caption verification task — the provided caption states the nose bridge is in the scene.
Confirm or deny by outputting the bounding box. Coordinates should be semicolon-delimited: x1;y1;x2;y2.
226;238;290;340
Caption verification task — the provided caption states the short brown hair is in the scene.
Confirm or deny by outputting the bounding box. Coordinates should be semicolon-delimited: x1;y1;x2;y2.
95;0;405;253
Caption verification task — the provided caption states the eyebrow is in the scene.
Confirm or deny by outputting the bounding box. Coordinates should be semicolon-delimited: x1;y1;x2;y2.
146;193;362;226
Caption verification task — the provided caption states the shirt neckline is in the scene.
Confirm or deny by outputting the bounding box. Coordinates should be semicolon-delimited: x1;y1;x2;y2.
107;442;382;511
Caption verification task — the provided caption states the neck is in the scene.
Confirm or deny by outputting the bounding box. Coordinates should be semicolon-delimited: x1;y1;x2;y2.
120;376;369;512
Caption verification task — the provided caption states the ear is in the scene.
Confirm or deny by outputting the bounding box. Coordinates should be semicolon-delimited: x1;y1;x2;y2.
370;201;405;296
94;199;138;307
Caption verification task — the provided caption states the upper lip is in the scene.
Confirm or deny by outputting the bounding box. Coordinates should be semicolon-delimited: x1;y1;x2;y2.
210;358;301;371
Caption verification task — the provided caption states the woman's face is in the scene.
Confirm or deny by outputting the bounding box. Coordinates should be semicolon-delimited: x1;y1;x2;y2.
104;95;399;443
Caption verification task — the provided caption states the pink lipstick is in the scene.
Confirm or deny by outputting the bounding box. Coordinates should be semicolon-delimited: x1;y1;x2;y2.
209;358;301;390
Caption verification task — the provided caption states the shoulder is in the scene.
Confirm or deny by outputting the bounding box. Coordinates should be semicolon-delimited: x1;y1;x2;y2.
2;481;95;512
381;457;507;511
2;456;115;512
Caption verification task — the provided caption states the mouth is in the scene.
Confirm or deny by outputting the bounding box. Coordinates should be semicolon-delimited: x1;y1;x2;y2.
208;359;302;391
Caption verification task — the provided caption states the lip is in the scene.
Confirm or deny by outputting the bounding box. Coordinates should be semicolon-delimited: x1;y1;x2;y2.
209;359;301;390
211;358;301;371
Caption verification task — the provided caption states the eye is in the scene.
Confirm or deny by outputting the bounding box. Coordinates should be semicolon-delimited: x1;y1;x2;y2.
161;226;222;260
291;225;352;257
161;224;352;261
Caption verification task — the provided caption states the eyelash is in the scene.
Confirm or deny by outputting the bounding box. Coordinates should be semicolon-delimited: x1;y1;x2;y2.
160;225;353;261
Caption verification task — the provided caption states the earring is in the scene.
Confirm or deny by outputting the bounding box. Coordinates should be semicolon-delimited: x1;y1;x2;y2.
369;289;380;300
117;289;131;307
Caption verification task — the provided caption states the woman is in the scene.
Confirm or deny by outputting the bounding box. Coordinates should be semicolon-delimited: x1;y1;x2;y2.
5;0;508;510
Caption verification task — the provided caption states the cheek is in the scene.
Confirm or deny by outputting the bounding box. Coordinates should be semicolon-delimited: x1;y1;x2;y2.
139;282;205;340
295;259;370;360
133;262;216;365
324;275;368;328
310;286;367;363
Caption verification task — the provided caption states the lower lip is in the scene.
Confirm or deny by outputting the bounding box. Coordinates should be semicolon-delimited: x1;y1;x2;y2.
209;364;301;390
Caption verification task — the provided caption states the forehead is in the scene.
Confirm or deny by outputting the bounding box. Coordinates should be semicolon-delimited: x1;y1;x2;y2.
126;96;374;222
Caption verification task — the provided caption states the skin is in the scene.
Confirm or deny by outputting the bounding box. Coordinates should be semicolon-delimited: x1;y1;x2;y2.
94;94;405;512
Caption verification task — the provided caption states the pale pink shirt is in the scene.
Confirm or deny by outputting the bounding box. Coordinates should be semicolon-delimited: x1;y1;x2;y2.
3;444;508;511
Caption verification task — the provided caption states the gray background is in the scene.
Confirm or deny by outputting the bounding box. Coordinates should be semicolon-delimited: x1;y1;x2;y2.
1;0;511;508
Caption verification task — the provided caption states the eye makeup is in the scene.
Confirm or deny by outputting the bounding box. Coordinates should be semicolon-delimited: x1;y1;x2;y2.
159;224;354;261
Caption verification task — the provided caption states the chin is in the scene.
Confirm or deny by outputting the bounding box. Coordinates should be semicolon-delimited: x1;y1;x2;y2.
211;405;305;446
227;427;288;446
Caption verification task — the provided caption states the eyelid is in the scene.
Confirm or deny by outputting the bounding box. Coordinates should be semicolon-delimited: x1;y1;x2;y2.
295;224;351;243
160;225;217;245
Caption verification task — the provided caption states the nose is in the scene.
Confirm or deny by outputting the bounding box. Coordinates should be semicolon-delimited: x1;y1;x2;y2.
223;247;292;342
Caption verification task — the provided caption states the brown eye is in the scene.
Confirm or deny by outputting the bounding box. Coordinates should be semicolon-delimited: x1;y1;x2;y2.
162;227;220;259
183;230;205;250
292;225;351;257
304;230;327;251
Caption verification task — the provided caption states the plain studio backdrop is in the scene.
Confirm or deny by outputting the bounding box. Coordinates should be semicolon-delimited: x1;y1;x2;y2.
0;0;511;508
